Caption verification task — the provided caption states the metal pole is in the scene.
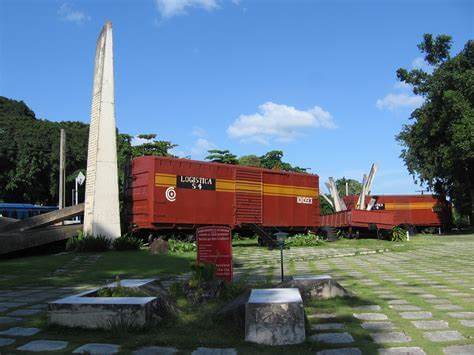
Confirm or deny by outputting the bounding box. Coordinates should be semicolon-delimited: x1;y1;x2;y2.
280;245;284;282
59;129;66;209
75;179;79;221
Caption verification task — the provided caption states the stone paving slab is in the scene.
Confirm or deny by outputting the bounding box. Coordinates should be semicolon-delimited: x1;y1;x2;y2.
310;332;354;344
378;347;426;355
0;316;23;324
411;320;449;329
353;313;388;321
312;323;345;330
353;305;381;311
390;305;421;311
423;330;465;342
309;313;337;319
442;344;474;355
317;348;362;355
0;327;40;336
73;343;120;354
7;309;42;316
370;332;411;343
361;322;396;330
133;346;179;355
434;304;463;311
17;340;69;352
0;337;15;347
191;348;237;355
399;312;432;319
447;312;474;319
0;302;26;309
388;300;409;305
459;319;474;327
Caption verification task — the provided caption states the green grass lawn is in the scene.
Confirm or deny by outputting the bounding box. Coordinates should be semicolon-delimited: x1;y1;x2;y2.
0;250;195;288
0;234;472;354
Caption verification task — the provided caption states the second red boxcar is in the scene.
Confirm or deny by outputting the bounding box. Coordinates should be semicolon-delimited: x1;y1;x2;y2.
128;156;320;232
321;194;450;231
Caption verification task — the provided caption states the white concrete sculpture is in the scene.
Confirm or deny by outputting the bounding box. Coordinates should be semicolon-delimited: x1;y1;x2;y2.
83;21;121;239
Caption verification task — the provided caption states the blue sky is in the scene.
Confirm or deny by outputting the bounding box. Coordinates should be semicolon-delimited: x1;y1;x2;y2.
0;0;472;194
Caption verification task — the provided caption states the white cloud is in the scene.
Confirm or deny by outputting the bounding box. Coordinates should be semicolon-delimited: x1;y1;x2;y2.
192;127;207;137
411;56;432;72
376;93;424;110
155;0;219;18
393;81;411;90
227;102;336;144
191;138;216;158
58;3;90;24
131;135;153;146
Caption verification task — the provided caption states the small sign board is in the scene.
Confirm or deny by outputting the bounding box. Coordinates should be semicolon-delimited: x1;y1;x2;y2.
76;171;86;185
177;175;215;191
196;226;232;282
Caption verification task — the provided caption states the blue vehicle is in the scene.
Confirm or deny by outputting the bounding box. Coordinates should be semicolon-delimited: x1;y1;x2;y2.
0;203;58;220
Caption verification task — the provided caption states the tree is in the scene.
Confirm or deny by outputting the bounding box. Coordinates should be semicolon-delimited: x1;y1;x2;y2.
259;150;307;173
131;133;177;158
205;149;238;164
335;177;363;197
319;196;334;215
0;97;177;206
238;154;261;167
396;35;473;223
0;102;89;204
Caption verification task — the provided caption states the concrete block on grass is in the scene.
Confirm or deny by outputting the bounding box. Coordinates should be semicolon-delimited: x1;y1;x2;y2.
245;288;305;345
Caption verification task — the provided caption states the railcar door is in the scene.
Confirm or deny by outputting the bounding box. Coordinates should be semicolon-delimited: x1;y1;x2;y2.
234;168;263;224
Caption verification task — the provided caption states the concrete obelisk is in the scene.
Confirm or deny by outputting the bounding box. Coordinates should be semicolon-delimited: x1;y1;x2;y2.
83;21;121;239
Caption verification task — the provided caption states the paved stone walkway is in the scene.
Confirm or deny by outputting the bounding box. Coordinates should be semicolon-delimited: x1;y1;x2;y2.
0;237;472;353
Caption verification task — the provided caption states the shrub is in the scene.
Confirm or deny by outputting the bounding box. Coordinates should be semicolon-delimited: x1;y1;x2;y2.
113;233;143;251
285;233;325;247
189;262;216;285
95;276;148;297
391;226;407;242
66;231;111;252
168;239;197;253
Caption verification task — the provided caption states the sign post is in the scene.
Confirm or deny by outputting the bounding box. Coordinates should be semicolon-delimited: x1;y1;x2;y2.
75;171;86;221
196;226;232;282
275;231;288;282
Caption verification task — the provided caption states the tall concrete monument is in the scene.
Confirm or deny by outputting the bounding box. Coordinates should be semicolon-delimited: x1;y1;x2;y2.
83;21;121;239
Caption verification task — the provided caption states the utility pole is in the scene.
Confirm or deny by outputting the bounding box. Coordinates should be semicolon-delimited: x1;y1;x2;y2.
59;129;66;209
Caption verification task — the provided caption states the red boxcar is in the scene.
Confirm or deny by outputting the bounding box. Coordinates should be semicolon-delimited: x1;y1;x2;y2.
128;156;320;232
321;194;450;230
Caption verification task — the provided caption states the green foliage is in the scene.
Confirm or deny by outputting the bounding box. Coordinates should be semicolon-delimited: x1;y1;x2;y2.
220;281;248;301
238;154;261;167
319;195;334;215
0;97;159;206
0;98;89;204
259;150;306;172
391;226;407;242
168;239;197;253
285;233;325;247
205;149;238;164
0;97;35;119
112;233;143;251
66;231;111;252
335;177;363;197
396;35;473;223
189;262;216;287
96;276;148;297
130;133;177;158
96;287;148;297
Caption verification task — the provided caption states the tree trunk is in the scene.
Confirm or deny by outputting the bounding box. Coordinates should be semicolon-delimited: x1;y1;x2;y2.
470;187;474;227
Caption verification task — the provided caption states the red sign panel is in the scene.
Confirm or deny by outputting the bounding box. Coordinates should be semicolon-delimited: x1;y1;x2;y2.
196;226;232;282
